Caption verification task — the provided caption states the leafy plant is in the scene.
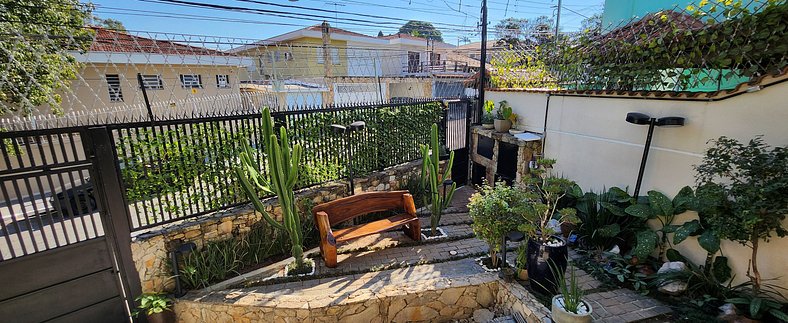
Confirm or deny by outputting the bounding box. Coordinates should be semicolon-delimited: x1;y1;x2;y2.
234;107;308;271
494;100;517;122
694;136;788;294
180;239;245;289
518;159;579;244
726;292;788;322
569;186;647;253
133;293;171;317
468;182;529;268
601;252;650;293
653;249;734;300
552;262;586;314
515;243;528;271
419;123;457;236
625;187;695;261
482;100;495;124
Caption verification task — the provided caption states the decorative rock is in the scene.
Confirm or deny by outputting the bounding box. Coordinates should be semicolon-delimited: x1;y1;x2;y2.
339;305;379;323
657;261;687;274
658;281;688;295
473;309;494;322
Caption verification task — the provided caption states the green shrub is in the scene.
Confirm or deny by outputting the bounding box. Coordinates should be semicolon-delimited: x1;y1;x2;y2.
570;186;647;254
468;182;529;268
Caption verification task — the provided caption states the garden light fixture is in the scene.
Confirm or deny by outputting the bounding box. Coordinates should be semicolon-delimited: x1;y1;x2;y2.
170;241;197;298
331;121;366;195
626;112;685;198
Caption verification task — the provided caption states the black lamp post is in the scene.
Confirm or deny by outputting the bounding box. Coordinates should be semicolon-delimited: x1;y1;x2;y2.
499;231;525;279
442;179;454;202
170;241;197;298
331;121;366;195
626;112;685;198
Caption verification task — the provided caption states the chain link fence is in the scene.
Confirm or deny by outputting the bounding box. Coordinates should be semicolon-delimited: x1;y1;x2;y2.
488;0;787;93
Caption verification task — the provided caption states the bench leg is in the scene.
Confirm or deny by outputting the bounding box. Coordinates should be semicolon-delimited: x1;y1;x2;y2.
404;221;422;241
321;239;337;268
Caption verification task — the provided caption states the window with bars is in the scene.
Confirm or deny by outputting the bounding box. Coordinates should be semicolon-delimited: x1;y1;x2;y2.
180;74;202;88
216;74;230;88
106;74;123;102
139;74;163;90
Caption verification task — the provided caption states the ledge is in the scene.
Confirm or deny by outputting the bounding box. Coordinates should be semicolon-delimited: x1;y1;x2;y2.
471;126;543;147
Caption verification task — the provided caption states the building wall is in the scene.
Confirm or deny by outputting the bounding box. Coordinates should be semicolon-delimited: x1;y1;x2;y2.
486;84;788;290
602;0;695;31
56;63;243;114
236;38;349;80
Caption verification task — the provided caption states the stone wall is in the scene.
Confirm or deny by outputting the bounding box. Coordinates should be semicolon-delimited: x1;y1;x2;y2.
172;279;549;323
470;126;542;185
132;160;426;293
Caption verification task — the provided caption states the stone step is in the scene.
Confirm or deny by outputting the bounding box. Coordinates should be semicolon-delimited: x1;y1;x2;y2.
336;223;474;254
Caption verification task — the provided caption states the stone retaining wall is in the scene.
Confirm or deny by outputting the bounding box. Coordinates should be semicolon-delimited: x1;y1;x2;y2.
173;279;549;323
132;160;427;293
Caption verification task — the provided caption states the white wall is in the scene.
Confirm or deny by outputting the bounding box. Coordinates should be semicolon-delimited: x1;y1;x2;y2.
486;84;788;290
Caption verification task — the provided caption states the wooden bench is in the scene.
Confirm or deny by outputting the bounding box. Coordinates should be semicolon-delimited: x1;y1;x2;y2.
312;191;421;268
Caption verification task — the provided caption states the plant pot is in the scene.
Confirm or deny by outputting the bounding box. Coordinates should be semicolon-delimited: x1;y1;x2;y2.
482;123;494;129
551;295;592;323
527;236;568;294
517;268;529;281
494;119;512;132
420;227;448;240
147;311;176;323
501;267;516;282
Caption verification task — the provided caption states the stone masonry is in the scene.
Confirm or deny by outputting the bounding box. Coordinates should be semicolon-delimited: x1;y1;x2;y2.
470;126;541;185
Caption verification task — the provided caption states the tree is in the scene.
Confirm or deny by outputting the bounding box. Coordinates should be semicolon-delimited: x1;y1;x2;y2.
96;17;126;32
694;136;788;295
493;16;554;47
377;30;384;37
0;0;93;115
398;20;443;42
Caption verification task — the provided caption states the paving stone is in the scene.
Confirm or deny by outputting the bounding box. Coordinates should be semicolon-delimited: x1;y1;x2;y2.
584;288;672;322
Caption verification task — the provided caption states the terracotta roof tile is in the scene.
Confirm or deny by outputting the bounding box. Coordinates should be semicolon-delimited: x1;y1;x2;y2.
89;27;233;56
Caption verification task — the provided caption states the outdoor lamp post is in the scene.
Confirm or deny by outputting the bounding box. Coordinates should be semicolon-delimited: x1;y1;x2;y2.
500;231;525;279
331;121;366;195
170;241;197;297
626;112;685;198
442;179;454;203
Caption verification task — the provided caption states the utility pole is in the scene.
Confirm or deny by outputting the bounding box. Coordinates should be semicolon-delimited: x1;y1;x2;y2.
321;21;332;78
554;0;562;41
477;0;488;114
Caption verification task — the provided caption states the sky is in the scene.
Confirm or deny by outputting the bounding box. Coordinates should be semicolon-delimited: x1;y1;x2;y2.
90;0;605;45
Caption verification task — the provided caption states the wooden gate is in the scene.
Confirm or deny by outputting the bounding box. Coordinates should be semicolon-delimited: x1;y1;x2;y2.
0;127;140;323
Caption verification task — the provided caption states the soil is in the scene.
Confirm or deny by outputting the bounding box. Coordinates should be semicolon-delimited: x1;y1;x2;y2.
479;256;502;270
286;260;314;276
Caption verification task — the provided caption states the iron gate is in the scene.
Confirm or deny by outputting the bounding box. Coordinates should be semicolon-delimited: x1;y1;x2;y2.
443;99;475;186
0;127;140;323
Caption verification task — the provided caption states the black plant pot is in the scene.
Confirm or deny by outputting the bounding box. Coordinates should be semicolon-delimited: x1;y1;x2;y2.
527;237;568;295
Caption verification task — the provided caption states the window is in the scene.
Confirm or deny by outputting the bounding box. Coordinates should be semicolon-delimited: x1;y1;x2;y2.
407;51;421;73
216;74;230;88
139;74;163;90
180;74;202;88
316;48;340;65
106;74;123;102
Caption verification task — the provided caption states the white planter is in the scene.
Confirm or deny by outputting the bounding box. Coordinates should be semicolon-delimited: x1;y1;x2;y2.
420;227;448;240
551;295;592;323
475;256;501;272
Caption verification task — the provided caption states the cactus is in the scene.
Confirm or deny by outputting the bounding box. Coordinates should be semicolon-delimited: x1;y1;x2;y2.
234;107;306;269
420;123;457;237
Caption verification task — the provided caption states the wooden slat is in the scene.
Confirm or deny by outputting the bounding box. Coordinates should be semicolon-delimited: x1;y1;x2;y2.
313;191;408;224
0;238;113;301
0;269;120;323
47;296;127;323
333;214;418;242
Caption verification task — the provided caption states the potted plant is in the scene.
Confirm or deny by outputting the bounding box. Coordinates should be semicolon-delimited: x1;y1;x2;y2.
234;107;313;277
550;263;593;323
494;100;517;132
515;243;529;280
134;293;174;323
468;182;528;271
519;158;579;294
482;100;495;129
419;123;456;239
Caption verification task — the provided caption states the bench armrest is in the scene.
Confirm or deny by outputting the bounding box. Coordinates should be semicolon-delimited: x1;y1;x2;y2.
403;193;417;217
314;211;336;246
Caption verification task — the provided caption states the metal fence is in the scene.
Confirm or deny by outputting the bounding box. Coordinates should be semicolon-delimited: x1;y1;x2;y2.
111;99;447;230
489;0;787;93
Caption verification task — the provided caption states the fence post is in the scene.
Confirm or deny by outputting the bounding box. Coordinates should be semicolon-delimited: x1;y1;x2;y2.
85;126;143;318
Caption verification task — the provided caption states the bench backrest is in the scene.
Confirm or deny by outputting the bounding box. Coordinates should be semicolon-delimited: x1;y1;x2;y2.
312;191;409;225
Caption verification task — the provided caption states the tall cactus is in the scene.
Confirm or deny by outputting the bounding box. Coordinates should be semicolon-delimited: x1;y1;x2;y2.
420;123;457;236
234;107;306;269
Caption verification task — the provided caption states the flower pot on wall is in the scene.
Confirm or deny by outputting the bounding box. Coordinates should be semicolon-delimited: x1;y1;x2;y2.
527;236;568;294
517;268;529;281
494;119;512;132
551;295;593;323
482;123;495;129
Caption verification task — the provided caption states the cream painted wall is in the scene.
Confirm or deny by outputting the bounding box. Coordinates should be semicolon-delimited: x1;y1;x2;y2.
486;84;788;290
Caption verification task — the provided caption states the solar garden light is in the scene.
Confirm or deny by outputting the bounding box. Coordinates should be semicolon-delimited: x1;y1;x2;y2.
442;179;454;204
331;121;366;195
500;231;525;280
625;112;685;198
170;241;197;298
